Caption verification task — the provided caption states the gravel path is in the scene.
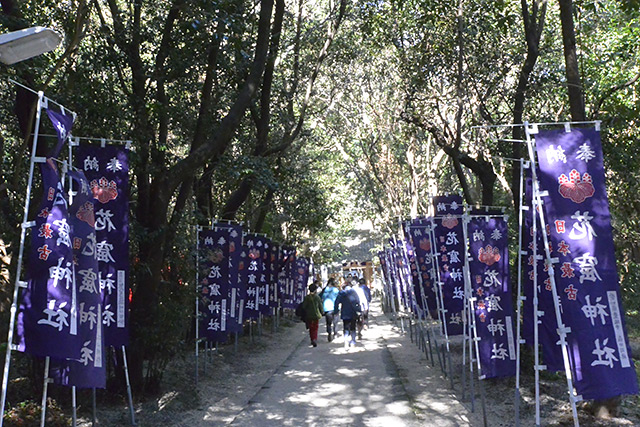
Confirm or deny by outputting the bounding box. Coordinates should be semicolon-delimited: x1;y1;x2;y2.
227;302;472;426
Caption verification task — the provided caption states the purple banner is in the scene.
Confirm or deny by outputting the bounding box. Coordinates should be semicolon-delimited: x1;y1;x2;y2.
242;234;269;319
76;144;130;347
536;127;638;399
378;250;394;306
225;224;243;334
386;246;402;308
293;257;309;305
268;243;279;309
259;237;273;316
467;215;516;378
199;227;235;342
432;195;465;336
20;164;106;388
388;240;410;311
279;247;296;309
18;160;76;359
45;108;74;158
408;219;438;317
51;170;106;388
397;237;417;313
236;242;250;330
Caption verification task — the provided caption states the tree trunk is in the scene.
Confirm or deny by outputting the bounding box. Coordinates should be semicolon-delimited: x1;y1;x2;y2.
220;177;255;221
195;165;215;221
511;0;547;210
558;0;586;121
254;188;275;233
125;0;275;391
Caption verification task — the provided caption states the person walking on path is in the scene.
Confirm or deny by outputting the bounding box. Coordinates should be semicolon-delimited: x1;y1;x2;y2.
319;278;340;341
333;282;361;349
354;278;370;340
302;282;323;347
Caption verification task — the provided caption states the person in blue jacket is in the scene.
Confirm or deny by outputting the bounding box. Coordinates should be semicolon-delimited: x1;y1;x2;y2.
333;282;361;348
320;278;340;341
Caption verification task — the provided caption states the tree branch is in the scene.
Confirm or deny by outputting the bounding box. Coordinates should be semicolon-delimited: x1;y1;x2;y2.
593;69;640;119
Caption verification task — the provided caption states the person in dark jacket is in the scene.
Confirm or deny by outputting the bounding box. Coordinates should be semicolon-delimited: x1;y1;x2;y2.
333;283;361;349
302;282;324;347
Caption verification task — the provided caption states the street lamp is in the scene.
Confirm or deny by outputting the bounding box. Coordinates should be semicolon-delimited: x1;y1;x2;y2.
0;26;61;65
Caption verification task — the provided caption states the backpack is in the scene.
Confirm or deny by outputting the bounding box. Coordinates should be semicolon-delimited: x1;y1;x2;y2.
346;289;362;315
295;302;306;319
351;300;362;316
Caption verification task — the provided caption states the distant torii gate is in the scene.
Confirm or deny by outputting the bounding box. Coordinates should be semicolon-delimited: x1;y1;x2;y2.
341;261;374;287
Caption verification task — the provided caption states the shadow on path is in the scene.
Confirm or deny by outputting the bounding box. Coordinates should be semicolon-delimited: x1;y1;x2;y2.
228;302;472;426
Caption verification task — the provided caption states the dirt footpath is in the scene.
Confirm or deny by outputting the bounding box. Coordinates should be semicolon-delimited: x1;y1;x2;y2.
228;303;472;426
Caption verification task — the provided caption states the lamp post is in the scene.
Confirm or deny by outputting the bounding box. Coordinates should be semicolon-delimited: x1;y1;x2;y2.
0;26;61;64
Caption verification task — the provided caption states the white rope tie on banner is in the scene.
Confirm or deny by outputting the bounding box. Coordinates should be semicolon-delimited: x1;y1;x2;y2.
47;156;81;172
32;134;132;147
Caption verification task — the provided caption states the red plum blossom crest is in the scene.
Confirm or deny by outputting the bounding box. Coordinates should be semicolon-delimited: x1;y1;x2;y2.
557;169;595;204
478;245;501;266
90;177;118;203
441;214;459;229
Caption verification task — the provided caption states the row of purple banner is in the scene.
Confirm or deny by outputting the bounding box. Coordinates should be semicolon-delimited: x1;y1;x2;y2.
379;126;637;400
17;108;130;389
380;197;516;379
197;226;310;343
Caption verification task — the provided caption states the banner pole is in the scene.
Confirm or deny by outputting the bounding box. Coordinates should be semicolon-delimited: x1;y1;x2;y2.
399;221;421;328
425;326;435;366
203;341;207;376
531;166;542;427
462;316;467;401
429;218;453;385
40;356;50;427
383;250;397;317
425;230;444;373
72;386;77;427
92;388;97;426
393;236;407;334
390;241;404;328
0;92;46;427
121;346;137;425
478;379;488;427
514;158;528;426
425;227;445;373
195;225;201;386
462;211;476;411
